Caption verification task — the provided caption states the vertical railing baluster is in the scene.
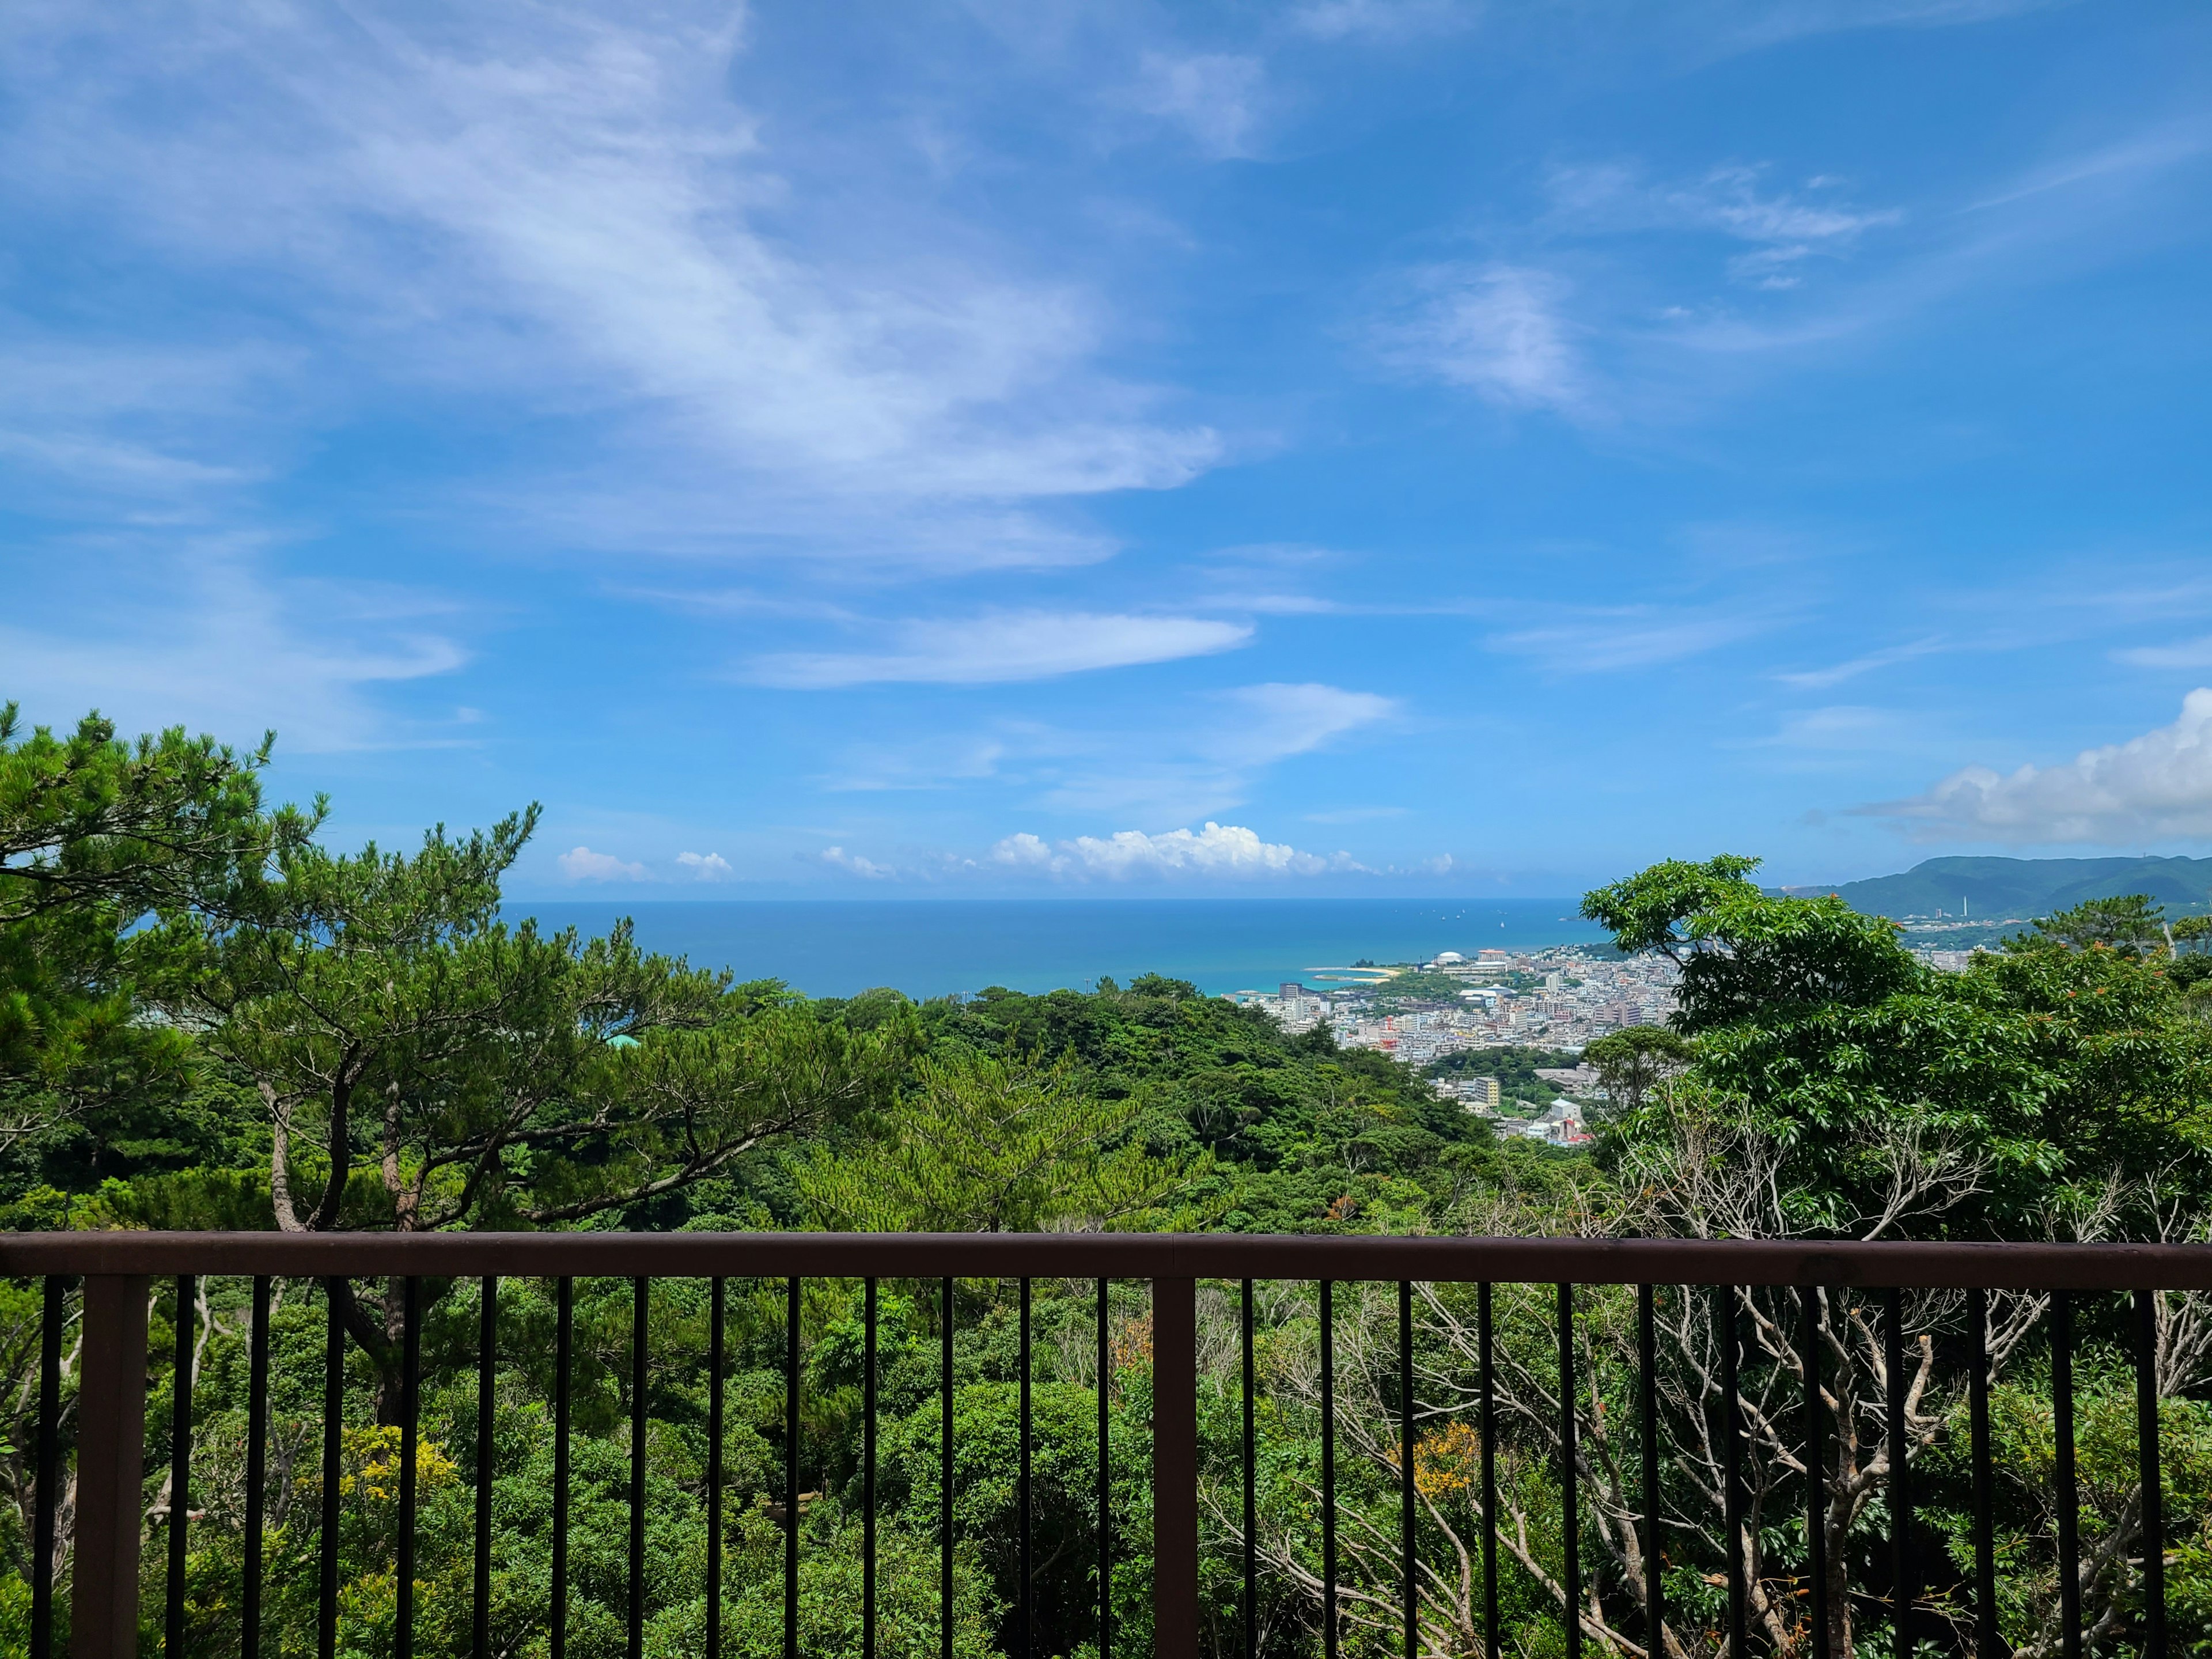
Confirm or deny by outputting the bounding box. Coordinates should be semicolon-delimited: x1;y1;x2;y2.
1321;1278;1336;1659
1804;1286;1830;1659
1479;1282;1498;1659
1559;1283;1582;1659
940;1275;954;1659
1968;1287;1994;1659
1885;1287;1910;1659
629;1276;649;1659
1151;1275;1199;1659
2052;1288;2079;1659
319;1283;343;1659
72;1274;151;1659
1639;1283;1662;1659
2135;1289;2166;1659
168;1273;194;1659
244;1276;270;1659
1400;1279;1416;1659
785;1275;801;1659
31;1275;64;1659
1100;1276;1113;1659
552;1277;573;1659
397;1276;421;1659
1020;1277;1032;1659
1719;1286;1744;1659
1241;1278;1255;1659
475;1277;496;1659
707;1278;725;1659
865;1277;878;1659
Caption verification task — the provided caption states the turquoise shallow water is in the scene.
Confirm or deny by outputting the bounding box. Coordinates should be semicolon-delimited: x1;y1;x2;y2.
512;899;1611;999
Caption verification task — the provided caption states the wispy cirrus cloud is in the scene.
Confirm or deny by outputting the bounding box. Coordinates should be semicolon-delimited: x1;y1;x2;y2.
1371;264;1593;417
1775;637;1945;688
745;611;1253;689
1547;161;1902;289
1120;52;1266;158
0;2;1224;567
1486;605;1781;673
1289;0;1474;41
1717;0;2073;52
0;544;469;752
1032;682;1396;819
2114;634;2212;671
1208;683;1397;764
817;681;1395;820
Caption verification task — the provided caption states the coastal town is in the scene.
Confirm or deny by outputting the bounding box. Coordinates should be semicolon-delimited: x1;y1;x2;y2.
1227;944;1684;1149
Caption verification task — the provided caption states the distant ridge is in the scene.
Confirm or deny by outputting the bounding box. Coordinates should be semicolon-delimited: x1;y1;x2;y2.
1780;855;2212;920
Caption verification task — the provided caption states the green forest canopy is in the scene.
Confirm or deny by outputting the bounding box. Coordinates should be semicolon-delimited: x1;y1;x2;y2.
8;710;2212;1658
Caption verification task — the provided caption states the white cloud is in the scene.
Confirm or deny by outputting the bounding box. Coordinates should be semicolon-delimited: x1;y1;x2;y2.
1547;162;1901;290
0;3;1223;569
990;821;1363;880
1775;638;1944;688
559;846;649;881
1018;681;1395;820
1486;607;1778;673
0;547;468;753
1874;690;2212;843
746;611;1252;688
676;850;734;880
1290;0;1474;41
1374;265;1591;418
1721;0;2071;52
992;831;1056;868
817;680;1394;820
821;846;895;879
1204;683;1397;765
2114;634;2212;670
1756;705;1911;751
1124;52;1264;158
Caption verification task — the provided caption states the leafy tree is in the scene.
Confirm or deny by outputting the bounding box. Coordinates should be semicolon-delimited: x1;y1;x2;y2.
2028;893;2168;955
0;704;316;1192
1581;1024;1691;1118
161;808;913;1404
798;1049;1191;1232
1583;855;2212;1239
1582;854;1921;1032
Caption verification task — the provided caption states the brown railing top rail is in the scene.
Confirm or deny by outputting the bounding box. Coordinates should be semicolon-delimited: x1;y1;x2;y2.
4;1231;2211;1289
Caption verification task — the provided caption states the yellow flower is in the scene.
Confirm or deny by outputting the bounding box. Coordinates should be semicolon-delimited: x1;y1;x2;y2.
1401;1419;1482;1502
335;1425;460;1503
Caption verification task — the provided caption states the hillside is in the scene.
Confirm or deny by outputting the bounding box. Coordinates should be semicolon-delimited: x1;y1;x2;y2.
1787;855;2212;920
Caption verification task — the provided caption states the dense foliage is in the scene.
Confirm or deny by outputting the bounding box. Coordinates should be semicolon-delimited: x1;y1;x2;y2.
6;714;2212;1658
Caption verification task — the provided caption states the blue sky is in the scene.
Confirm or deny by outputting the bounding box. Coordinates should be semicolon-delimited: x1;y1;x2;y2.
4;0;2210;896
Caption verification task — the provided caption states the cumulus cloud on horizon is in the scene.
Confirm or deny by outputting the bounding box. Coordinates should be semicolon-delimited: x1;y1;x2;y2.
558;845;649;881
1872;688;2212;842
821;845;895;878
990;821;1365;879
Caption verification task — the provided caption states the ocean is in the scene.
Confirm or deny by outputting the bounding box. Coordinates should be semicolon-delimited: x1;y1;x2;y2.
510;899;1612;1000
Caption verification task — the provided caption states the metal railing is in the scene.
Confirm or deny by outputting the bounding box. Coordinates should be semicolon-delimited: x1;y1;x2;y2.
5;1231;2208;1659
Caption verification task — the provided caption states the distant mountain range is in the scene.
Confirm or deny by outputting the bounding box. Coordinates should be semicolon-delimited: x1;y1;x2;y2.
1779;855;2212;920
